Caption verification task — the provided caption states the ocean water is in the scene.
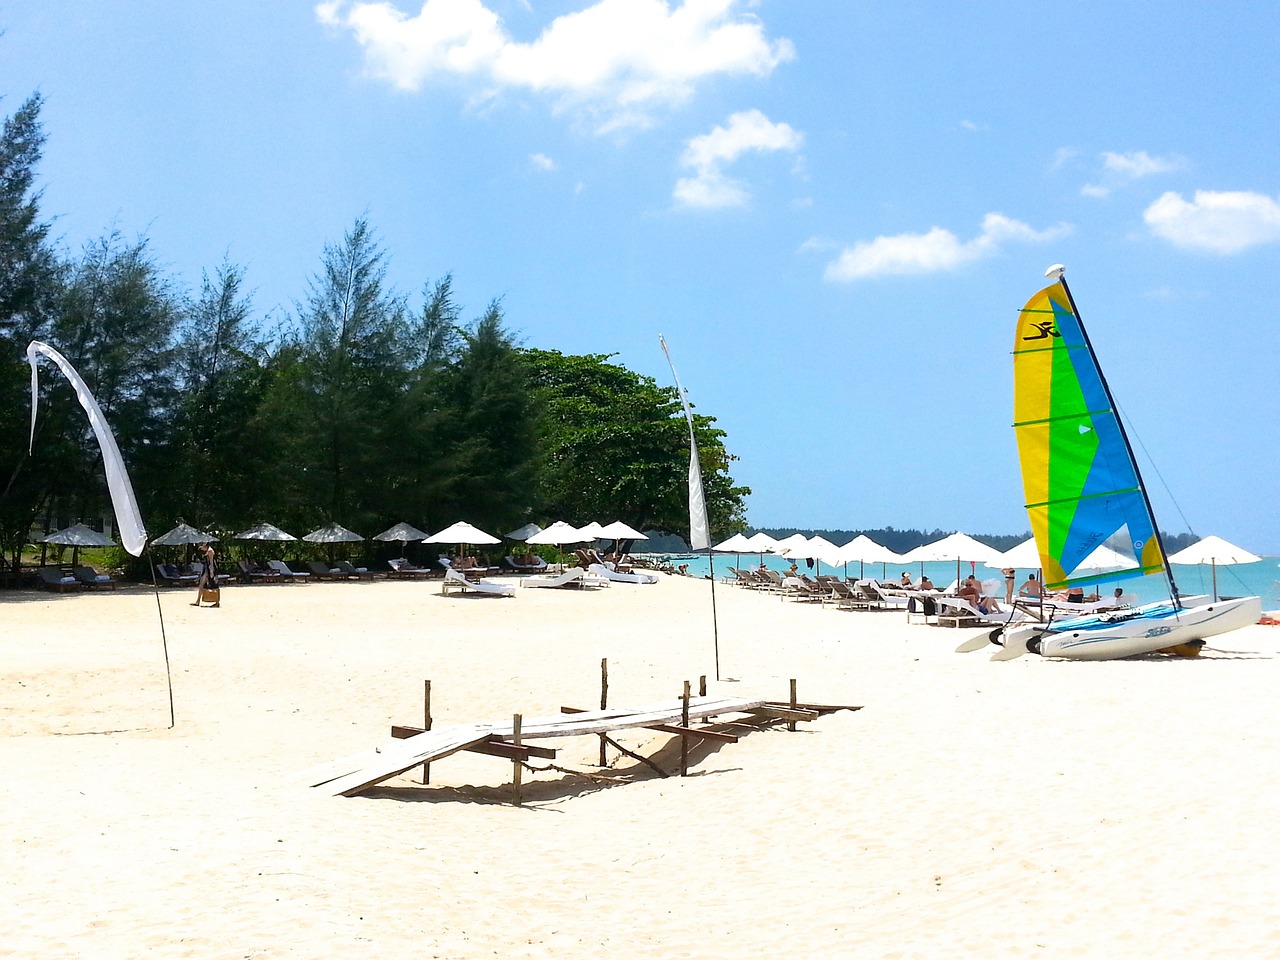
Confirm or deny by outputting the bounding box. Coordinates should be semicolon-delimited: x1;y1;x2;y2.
657;552;1280;609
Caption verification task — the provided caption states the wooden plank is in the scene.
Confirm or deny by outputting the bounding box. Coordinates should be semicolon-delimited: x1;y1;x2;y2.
390;727;557;759
645;723;738;743
746;705;819;722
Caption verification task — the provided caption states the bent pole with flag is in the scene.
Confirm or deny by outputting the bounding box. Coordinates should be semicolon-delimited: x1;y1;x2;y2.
27;340;174;726
659;334;720;680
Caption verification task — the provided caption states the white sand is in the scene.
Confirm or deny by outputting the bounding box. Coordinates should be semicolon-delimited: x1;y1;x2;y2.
4;575;1280;958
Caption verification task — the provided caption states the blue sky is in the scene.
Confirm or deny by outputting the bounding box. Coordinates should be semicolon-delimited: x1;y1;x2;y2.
4;1;1279;549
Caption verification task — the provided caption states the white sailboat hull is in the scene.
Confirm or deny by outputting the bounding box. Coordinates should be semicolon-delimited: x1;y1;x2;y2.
1000;596;1262;661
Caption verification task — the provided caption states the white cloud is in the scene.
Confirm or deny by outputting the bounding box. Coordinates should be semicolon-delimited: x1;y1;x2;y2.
318;0;794;132
1144;189;1280;254
1080;183;1110;199
1102;150;1183;179
673;108;802;209
823;213;1071;282
530;152;557;171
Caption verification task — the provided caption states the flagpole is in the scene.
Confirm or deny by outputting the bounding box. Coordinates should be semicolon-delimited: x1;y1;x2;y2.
659;335;721;681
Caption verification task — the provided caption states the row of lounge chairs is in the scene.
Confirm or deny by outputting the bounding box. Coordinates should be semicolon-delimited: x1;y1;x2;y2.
36;565;122;591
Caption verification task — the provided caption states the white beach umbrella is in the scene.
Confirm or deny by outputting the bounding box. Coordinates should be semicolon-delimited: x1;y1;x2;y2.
902;531;1004;585
990;537;1040;570
505;522;543;541
425;522;501;546
43;521;117;566
373;522;431;557
577;521;606;541
713;533;753;552
1169;534;1262;601
741;531;780;567
597;521;648;541
833;534;903;579
151;522;218;546
525;521;587;546
772;533;812;557
235;522;297;542
302;523;364;544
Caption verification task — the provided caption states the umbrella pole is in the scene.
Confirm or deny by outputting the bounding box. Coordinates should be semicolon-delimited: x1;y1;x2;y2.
1212;559;1218;602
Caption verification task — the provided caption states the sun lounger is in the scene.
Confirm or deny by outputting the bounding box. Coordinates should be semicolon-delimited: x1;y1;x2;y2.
156;562;198;586
240;559;286;582
74;566;119;589
935;596;1035;628
37;566;80;591
520;568;610;590
779;576;824;602
267;559;309;579
306;561;349;580
442;565;516;597
587;562;657;584
502;555;548;573
387;558;434;578
334;560;377;579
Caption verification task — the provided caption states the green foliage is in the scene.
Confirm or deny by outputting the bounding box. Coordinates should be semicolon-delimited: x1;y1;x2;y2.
520;349;749;539
0;99;751;575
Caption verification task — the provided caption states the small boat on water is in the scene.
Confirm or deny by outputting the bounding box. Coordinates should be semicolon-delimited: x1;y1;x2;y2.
967;265;1260;661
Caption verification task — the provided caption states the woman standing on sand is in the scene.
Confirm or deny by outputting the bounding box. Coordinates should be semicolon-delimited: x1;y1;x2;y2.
192;544;220;607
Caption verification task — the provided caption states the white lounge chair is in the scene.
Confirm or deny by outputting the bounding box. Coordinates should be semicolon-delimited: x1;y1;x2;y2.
442;565;516;597
520;568;610;589
935;595;1034;628
587;563;657;584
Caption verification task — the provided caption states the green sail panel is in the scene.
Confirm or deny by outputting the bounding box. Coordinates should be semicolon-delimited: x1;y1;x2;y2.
1013;282;1164;590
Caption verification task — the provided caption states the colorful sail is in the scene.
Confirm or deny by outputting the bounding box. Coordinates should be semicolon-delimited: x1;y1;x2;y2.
1012;281;1163;589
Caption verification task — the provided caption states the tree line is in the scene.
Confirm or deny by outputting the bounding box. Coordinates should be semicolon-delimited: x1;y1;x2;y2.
0;93;749;578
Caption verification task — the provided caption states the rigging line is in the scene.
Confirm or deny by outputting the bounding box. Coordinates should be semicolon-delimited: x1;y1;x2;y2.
1112;398;1198;541
146;545;176;729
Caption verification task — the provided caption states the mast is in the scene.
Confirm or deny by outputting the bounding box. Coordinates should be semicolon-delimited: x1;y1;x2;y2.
1050;266;1182;607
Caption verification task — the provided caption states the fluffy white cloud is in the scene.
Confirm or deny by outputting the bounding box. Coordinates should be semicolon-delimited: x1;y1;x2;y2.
317;0;794;131
529;152;557;171
673;109;802;209
1144;189;1280;254
823;214;1071;282
1102;150;1182;179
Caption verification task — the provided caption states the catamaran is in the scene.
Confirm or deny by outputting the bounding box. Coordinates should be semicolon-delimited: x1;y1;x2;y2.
967;265;1260;661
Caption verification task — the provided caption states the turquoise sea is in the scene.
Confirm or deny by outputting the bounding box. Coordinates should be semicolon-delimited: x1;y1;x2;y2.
656;552;1280;610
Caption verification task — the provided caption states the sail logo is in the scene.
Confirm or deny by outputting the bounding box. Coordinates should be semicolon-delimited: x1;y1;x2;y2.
1022;321;1060;341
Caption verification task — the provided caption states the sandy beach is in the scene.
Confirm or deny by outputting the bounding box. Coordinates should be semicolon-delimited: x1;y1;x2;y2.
4;574;1280;958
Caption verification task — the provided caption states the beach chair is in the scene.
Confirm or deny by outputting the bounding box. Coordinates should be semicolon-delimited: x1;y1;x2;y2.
37;566;80;591
935;595;1034;628
780;576;823;602
156;562;198;586
519;568;610;590
441;565;516;597
587;562;658;584
240;559;285;582
306;561;347;580
501;555;548;574
387;558;433;578
334;560;376;579
74;566;119;589
267;559;310;579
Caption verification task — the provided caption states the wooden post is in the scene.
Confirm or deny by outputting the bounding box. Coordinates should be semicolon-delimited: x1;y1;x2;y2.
598;658;609;767
512;712;523;806
422;680;433;784
680;681;690;777
788;678;797;732
699;675;707;696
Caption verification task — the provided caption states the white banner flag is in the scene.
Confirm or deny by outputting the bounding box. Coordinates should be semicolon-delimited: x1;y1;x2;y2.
27;341;148;556
659;335;710;551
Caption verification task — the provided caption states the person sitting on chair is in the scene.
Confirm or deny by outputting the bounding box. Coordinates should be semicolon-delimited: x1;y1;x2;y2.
1019;573;1045;598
